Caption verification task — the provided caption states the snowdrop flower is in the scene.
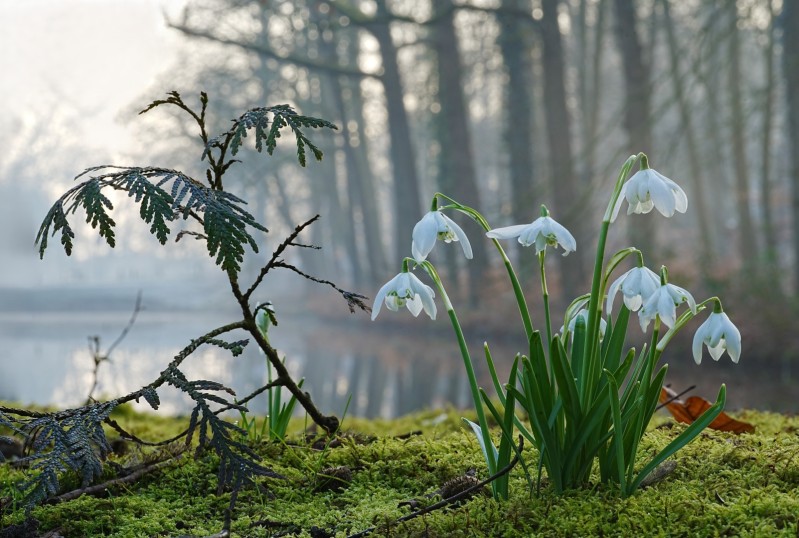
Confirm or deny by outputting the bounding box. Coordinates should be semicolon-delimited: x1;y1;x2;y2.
486;207;576;256
412;210;472;262
638;281;697;332
371;270;437;321
611;167;688;221
692;311;741;364
606;266;660;314
562;309;606;340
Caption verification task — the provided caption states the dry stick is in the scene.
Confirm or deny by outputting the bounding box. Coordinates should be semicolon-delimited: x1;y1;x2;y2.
346;437;524;538
85;292;144;404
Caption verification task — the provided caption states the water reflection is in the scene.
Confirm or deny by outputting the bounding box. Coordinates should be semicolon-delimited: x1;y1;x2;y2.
0;310;796;418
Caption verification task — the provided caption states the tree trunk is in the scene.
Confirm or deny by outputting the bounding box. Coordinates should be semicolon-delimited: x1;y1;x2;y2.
577;0;608;189
497;0;537;282
373;0;424;264
782;0;799;293
613;0;655;259
760;0;779;279
540;0;584;296
727;1;758;273
660;0;714;281
430;0;488;295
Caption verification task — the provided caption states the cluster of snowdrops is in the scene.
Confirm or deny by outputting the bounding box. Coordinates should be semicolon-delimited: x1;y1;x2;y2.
371;154;741;499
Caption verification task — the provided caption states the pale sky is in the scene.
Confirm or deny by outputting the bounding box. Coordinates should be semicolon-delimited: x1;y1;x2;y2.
0;0;187;153
0;0;194;286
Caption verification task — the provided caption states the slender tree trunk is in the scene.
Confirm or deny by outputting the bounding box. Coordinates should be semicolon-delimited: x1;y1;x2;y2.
541;0;584;296
430;0;488;294
613;0;655;259
343;77;389;284
373;0;423;264
578;0;607;188
727;2;758;273
497;0;536;281
760;0;779;278
782;0;799;294
660;0;714;280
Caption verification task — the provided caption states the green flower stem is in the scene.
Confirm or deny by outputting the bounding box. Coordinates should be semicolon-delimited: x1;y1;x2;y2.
584;154;642;405
435;193;534;341
582;219;610;405
419;260;497;472
539;250;553;349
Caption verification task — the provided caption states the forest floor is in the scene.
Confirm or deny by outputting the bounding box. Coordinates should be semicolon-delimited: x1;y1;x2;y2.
1;405;798;537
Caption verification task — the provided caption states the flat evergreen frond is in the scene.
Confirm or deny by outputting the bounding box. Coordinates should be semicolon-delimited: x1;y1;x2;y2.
140;387;161;410
215;104;337;166
35;201;75;259
73;179;116;248
162;365;282;495
18;401;117;510
137;90;191;116
203;192;265;277
36;166;268;278
119;170;174;244
205;338;249;357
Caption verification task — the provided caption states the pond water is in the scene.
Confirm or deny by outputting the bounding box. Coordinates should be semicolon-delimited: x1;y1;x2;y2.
0;307;796;419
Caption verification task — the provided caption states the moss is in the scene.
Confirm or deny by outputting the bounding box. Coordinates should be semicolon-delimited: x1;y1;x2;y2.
1;408;798;537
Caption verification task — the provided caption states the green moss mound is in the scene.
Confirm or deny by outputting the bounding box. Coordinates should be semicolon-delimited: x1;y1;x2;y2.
1;407;797;537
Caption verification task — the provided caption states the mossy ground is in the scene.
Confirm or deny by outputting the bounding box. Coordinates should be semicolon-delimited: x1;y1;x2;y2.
1;406;798;537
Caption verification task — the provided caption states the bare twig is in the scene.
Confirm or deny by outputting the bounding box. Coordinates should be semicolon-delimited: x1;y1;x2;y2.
85;292;144;404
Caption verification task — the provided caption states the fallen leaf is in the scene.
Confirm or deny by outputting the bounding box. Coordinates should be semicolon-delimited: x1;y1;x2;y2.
659;386;755;434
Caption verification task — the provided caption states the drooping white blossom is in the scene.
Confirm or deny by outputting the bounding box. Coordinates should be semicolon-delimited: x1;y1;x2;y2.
411;210;473;262
487;215;576;256
692;311;741;364
606;266;661;314
638;282;697;332
371;271;437;321
611;168;688;221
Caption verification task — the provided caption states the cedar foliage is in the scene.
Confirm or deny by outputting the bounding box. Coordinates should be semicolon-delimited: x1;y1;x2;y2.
4;91;365;531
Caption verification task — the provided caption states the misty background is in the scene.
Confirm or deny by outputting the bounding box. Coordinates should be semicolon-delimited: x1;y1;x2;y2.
1;0;797;418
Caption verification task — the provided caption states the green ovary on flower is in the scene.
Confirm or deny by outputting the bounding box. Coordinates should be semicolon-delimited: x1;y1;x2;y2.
371;270;437;321
486;214;576;256
411;210;473;262
692;311;741;364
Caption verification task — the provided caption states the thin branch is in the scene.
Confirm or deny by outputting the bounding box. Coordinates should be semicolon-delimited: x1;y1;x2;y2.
168;22;381;80
273;261;370;314
244;215;320;300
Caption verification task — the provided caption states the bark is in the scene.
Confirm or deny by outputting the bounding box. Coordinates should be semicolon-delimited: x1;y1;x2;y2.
613;0;655;259
373;0;424;264
577;0;607;187
727;1;758;273
497;0;537;281
782;0;799;293
760;0;778;276
660;0;714;279
430;0;488;292
540;0;584;295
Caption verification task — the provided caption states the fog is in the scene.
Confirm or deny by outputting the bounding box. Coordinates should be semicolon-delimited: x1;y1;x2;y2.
1;0;797;418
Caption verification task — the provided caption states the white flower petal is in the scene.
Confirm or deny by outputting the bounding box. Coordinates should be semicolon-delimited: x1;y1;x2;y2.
486;224;530;241
371;274;400;320
692;326;705;364
405;294;423;317
411;212;439;261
